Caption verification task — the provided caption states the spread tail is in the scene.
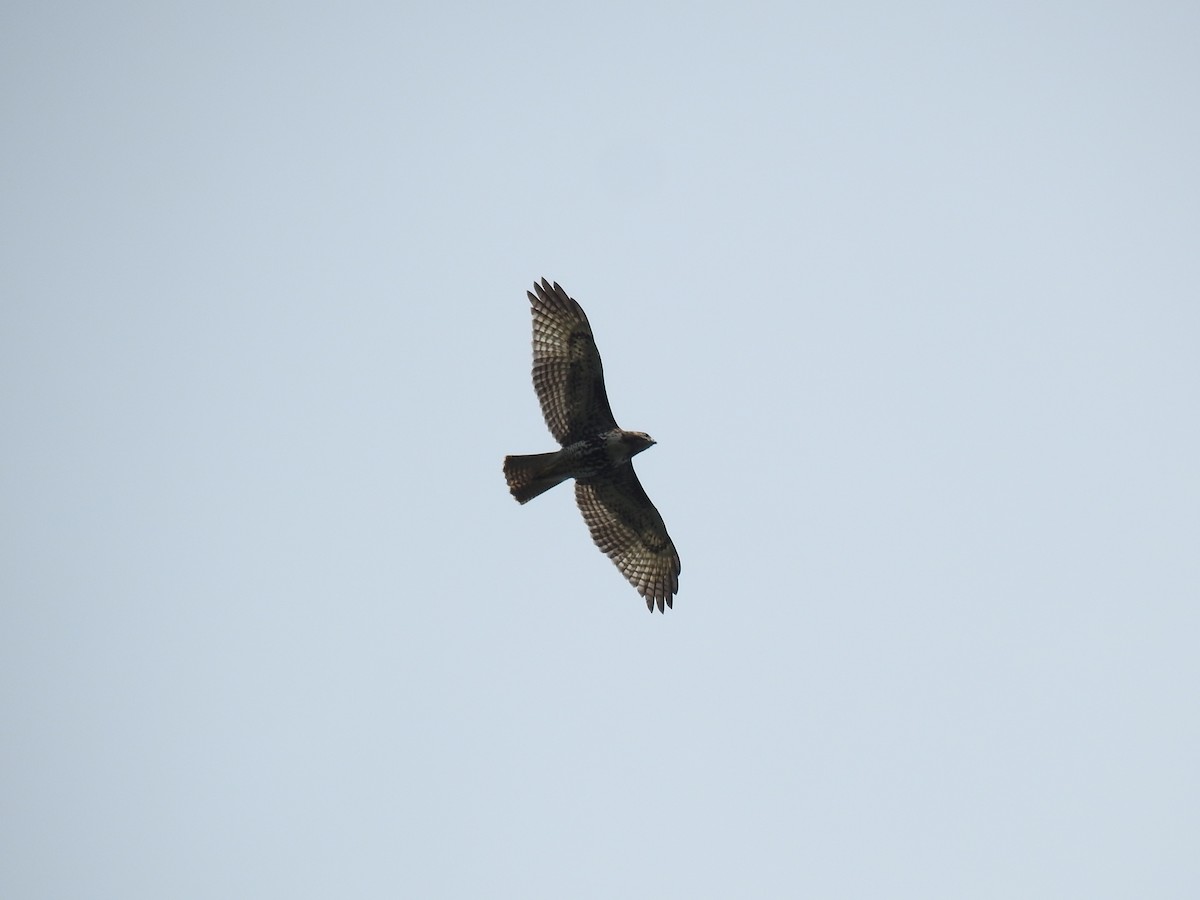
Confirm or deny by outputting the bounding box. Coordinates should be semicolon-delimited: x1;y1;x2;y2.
503;451;569;504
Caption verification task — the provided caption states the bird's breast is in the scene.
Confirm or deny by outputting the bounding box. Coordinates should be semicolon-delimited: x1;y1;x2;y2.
560;433;626;478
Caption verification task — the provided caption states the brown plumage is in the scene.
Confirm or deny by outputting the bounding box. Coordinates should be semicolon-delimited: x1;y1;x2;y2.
503;279;681;612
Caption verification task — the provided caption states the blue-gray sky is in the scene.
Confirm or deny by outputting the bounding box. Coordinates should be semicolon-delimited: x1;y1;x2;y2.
3;2;1198;897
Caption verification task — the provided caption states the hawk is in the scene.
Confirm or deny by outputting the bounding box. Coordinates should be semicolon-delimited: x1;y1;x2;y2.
503;279;681;612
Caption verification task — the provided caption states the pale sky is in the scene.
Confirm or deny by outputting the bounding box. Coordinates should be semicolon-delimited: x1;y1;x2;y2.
3;2;1198;898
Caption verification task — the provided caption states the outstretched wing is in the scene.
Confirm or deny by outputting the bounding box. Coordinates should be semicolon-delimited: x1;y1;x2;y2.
575;465;681;612
528;279;618;445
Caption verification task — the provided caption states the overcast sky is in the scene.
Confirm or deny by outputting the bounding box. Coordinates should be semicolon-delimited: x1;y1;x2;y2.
3;2;1198;898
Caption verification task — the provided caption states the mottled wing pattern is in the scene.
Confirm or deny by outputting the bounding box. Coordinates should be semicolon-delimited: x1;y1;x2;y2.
528;279;618;445
575;465;681;612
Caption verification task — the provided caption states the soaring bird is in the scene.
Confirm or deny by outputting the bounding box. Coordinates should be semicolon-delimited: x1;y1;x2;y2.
503;279;680;612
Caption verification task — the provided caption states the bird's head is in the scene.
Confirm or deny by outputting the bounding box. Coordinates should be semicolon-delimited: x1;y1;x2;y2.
622;431;656;457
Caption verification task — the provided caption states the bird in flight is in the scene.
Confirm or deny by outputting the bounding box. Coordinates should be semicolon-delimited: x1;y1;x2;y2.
503;279;681;612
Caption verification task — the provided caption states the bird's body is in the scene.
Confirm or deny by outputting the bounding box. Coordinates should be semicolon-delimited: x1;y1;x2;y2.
503;279;680;612
504;430;653;502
